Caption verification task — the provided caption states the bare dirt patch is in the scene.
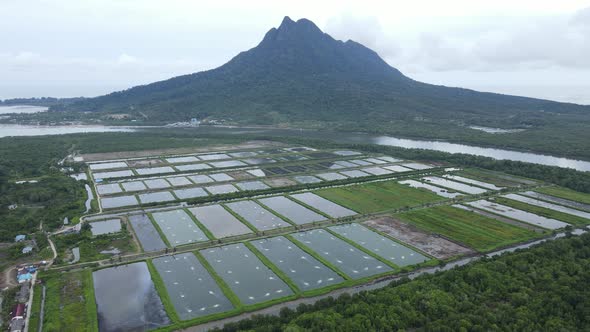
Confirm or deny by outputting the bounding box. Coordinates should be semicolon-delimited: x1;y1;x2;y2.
81;140;282;162
126;159;166;168
264;177;297;188
364;216;474;259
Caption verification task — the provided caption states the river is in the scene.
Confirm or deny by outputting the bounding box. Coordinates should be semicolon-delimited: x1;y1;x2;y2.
1;123;589;172
173;126;590;172
0;124;135;138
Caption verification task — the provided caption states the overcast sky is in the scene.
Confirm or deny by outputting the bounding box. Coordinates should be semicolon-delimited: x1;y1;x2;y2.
1;0;589;104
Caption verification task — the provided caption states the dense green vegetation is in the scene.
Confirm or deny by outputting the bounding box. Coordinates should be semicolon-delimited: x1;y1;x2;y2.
52;225;136;264
494;197;590;226
396;206;540;252
216;232;590;331
40;269;98;332
535;186;590;205
314;180;444;214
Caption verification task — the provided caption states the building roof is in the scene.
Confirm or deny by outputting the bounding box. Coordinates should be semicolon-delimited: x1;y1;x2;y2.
10;318;25;332
22;246;33;254
17;273;32;283
14;235;26;242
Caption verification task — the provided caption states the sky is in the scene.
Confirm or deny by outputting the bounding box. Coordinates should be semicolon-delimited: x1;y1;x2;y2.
1;0;589;104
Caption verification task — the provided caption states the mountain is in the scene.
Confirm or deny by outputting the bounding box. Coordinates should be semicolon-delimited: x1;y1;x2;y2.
55;16;589;129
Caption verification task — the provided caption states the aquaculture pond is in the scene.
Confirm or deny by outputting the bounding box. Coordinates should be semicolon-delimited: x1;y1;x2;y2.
151;209;208;246
129;214;167;251
251;236;343;291
383;165;413;173
89;161;128;171
90;219;122;236
290;192;357;218
189;205;252;238
258;196;326;225
503;193;590;220
209;173;234;182
523;191;590;212
399;180;462;198
443;175;503;190
188;174;214;184
97;183;123;195
93;262;170;332
339;170;370;178
329;223;428;267
225;201;290;231
136;166;175;175
201;243;294;305
210;160;247;168
401;162;433;170
174;187;209;199
138;191;176;204
316;172;347;181
199;153;230;161
166;156;200;164
293;175;323;184
176;164;212;171
292;229;392;279
466;200;569;230
166;176;193;186
152;253;234;320
144;179;171;189
361;166;393;176
101;195;140;209
121;181;147;192
423;176;488;195
235;180;270;191
205;184;239;195
94;170;134;179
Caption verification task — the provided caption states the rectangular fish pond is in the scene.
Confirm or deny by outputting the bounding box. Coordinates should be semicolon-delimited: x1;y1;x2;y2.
189;205;252;238
466;200;569;230
101;195;140;209
129;214;167;251
152;253;234;320
201;243;294;305
225;200;290;231
328;223;428;267
251;236;343;291
151;209;209;246
93;262;170;332
290;192;357;218
90;219;122;236
258;196;326;225
291;229;392;279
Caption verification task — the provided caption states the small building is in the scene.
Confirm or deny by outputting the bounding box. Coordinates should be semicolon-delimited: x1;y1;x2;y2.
17;273;32;284
10;318;25;332
63;217;69;225
16;282;30;303
14;234;26;242
8;203;18;210
22;246;33;254
11;303;26;320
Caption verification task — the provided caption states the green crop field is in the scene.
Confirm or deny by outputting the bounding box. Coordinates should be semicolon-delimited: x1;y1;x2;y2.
314;180;444;214
396;206;538;252
534;187;590;206
39;269;98;332
494;197;590;226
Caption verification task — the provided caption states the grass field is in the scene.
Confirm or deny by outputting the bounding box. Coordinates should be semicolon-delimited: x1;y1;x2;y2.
40;269;98;332
534;187;590;205
314;180;444;214
396;206;538;252
494;197;590;226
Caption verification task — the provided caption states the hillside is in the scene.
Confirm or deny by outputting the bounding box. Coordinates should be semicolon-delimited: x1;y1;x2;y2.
53;17;589;126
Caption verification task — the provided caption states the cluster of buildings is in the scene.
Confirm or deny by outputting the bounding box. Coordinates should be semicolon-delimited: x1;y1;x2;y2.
14;235;34;254
7;264;43;331
17;265;37;284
